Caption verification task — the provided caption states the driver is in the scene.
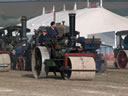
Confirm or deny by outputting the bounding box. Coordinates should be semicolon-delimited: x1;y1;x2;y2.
47;21;58;39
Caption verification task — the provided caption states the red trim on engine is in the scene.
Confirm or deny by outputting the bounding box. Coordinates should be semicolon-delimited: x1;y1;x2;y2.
64;53;95;68
0;51;10;55
51;45;55;51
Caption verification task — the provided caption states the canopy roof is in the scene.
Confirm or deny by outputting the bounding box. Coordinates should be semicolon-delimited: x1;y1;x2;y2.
27;7;128;36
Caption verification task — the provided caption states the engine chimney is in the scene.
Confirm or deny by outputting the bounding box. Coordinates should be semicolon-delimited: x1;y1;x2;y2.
69;13;76;48
20;16;28;50
69;13;76;37
21;16;27;41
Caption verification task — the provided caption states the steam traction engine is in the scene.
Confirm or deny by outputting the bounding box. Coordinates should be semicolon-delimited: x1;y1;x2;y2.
32;13;104;80
114;30;128;69
0;16;31;71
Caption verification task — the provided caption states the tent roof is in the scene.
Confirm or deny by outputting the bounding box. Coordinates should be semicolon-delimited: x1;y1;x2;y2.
76;8;128;36
27;8;128;36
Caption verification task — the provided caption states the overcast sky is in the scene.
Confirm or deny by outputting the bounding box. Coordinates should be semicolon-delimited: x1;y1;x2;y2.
0;0;29;1
0;0;128;2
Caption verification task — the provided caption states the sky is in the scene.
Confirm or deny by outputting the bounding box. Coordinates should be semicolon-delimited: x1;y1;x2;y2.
0;0;128;2
0;0;30;1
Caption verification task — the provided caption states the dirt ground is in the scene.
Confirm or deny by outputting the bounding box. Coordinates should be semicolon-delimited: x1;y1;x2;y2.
0;68;128;96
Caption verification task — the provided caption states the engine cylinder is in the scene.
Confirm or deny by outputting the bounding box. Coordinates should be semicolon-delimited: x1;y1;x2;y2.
0;54;11;71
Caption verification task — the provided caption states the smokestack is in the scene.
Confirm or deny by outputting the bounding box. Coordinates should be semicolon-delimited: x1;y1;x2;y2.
21;16;27;41
69;13;76;37
69;13;76;47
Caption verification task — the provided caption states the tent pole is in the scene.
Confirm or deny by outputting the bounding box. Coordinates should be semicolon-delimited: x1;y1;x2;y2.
42;7;45;15
100;0;103;7
87;0;90;8
63;4;66;11
114;31;117;48
53;11;56;23
74;2;77;10
53;5;56;23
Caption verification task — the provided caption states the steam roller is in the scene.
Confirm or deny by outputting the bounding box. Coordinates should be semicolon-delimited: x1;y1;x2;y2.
32;13;101;80
0;52;11;71
32;47;96;80
114;30;128;69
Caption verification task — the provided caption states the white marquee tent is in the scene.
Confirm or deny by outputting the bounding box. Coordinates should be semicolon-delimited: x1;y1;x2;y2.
27;7;128;37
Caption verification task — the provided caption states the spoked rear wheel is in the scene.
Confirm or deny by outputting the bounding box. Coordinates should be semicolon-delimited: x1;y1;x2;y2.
61;59;72;80
117;51;128;68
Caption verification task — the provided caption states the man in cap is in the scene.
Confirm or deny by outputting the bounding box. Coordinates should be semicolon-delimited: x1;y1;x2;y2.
39;29;48;46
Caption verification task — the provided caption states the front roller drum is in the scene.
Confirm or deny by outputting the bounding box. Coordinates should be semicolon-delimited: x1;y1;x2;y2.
116;50;128;69
0;54;11;72
62;56;96;80
31;46;50;78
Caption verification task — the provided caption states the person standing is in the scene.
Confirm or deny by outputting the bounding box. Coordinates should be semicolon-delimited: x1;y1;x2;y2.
47;21;58;39
12;44;24;70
